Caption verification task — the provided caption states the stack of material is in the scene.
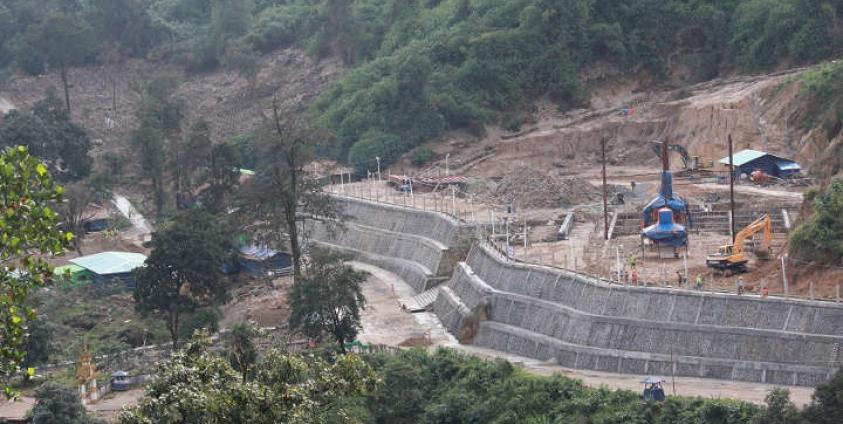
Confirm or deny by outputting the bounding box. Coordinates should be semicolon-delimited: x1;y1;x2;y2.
488;167;601;208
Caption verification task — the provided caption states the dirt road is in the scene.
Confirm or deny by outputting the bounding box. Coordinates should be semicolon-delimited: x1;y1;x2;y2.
111;193;153;247
353;262;816;407
696;183;804;200
0;95;15;114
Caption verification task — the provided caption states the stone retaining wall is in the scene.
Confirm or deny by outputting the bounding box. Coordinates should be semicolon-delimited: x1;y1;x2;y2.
433;244;843;386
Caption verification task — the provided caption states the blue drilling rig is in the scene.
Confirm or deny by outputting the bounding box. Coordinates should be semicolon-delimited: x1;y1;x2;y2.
641;142;689;254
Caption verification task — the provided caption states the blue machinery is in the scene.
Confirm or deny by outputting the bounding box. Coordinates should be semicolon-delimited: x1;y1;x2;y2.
641;142;689;252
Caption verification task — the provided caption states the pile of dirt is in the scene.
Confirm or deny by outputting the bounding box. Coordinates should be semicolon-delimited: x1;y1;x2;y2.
488;167;602;208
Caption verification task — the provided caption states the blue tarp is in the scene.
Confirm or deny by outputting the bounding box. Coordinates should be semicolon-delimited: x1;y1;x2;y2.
237;245;292;275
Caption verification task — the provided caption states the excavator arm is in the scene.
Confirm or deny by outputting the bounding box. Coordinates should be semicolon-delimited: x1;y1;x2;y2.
732;214;773;255
650;142;690;169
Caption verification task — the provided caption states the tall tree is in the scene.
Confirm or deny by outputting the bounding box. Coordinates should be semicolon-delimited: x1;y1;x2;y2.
134;210;232;349
200;142;242;214
130;74;184;216
26;13;97;115
0;146;71;398
0;90;93;180
245;98;339;276
54;182;94;255
288;249;367;353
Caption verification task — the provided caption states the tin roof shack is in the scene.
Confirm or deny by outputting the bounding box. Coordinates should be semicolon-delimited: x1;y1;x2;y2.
70;251;147;288
238;245;293;276
718;150;801;179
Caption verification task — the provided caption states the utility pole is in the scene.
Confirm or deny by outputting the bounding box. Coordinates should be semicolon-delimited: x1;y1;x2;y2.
375;156;381;182
782;254;789;298
445;153;450;176
602;137;609;240
728;134;736;243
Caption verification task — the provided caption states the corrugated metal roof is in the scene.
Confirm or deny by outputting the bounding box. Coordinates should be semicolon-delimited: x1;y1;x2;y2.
718;149;799;168
70;252;147;275
718;149;767;166
776;159;801;170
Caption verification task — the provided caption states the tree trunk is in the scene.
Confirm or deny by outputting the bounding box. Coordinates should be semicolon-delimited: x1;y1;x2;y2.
60;67;71;116
169;309;180;351
111;76;117;112
286;208;302;277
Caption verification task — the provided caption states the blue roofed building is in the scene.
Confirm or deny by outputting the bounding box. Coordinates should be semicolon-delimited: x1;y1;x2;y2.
718;149;801;179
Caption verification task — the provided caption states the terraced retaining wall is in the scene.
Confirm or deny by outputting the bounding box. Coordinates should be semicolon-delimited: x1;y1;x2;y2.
434;244;843;386
308;195;472;292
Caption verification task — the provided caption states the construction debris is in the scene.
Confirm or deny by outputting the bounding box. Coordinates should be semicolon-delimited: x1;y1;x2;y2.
486;167;602;208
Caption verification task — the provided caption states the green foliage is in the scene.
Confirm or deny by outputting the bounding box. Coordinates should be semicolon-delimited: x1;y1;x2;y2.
177;307;221;341
134;210;233;348
790;179;843;264
364;348;763;424
119;335;377;424
730;0;838;71
288;249;368;352
246;4;322;52
0;146;71;398
32;382;102;424
410;146;435;166
803;368;843;424
225;321;262;381
0;91;92;180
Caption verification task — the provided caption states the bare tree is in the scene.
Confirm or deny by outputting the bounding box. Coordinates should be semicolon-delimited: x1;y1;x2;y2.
242;97;340;277
55;182;95;255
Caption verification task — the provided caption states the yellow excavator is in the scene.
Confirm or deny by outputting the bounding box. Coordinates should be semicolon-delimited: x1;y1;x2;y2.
706;214;773;274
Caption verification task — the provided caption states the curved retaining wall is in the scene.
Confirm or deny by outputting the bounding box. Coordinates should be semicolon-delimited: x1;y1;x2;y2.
331;195;462;247
433;245;843;386
310;221;445;275
308;196;472;293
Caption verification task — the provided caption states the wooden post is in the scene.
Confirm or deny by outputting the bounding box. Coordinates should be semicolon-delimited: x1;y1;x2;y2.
810;281;815;300
836;283;840;304
782;255;789;298
728;134;736;244
602;137;609;240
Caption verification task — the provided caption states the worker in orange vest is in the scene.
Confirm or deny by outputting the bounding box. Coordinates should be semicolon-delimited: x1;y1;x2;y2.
631;269;639;286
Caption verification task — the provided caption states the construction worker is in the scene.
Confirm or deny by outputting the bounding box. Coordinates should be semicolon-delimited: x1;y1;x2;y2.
676;271;683;287
736;276;745;295
631;269;639;286
695;274;704;291
761;285;769;299
628;255;637;269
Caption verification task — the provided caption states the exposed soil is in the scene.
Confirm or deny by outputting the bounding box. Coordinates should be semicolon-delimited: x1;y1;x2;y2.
485;166;602;208
220;276;293;329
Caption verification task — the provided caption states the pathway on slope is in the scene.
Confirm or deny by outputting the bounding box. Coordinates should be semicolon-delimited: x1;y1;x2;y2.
352;261;815;407
111;193;153;248
0;95;15;114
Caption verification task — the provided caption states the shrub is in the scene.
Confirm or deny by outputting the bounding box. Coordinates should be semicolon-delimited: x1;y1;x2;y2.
410;146;434;166
790;179;843;264
178;307;221;341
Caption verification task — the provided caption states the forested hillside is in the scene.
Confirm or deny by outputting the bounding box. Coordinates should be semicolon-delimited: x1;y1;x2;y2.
2;0;842;172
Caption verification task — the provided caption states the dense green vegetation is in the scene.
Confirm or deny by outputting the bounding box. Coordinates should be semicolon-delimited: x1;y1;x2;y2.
117;339;843;424
2;1;843;172
790;179;843;265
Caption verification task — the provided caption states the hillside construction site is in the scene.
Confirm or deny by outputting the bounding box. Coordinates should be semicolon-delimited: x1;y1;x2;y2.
308;129;841;401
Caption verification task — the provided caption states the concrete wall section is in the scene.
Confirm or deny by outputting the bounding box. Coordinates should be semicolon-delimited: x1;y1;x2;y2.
475;322;834;387
486;292;842;365
309;240;435;292
309;220;445;275
330;195;464;246
467;245;843;336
